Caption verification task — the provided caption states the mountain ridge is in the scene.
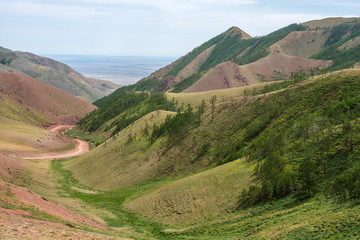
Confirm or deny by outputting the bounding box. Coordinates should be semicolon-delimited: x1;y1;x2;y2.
127;17;359;94
0;46;119;101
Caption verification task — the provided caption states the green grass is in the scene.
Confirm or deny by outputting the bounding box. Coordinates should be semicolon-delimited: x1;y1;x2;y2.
65;128;104;148
49;140;76;152
51;158;173;239
125;158;254;226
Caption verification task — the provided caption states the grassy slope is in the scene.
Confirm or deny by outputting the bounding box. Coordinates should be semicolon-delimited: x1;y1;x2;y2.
0;92;51;127
166;82;272;107
65;110;177;190
0;116;47;152
125;158;253;226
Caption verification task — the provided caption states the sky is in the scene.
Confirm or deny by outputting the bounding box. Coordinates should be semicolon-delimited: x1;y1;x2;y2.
0;0;359;57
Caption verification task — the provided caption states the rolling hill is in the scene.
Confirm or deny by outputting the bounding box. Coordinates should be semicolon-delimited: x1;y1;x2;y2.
0;47;119;101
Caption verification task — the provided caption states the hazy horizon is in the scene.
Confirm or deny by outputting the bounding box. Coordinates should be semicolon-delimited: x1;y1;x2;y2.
45;54;176;85
1;1;359;57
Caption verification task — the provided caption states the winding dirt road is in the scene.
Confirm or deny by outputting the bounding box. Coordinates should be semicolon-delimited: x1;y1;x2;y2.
21;125;89;160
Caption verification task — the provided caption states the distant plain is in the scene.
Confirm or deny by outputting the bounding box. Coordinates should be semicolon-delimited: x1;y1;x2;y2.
45;55;176;86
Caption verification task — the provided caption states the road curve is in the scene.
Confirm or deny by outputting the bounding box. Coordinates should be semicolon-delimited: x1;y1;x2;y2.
20;125;89;160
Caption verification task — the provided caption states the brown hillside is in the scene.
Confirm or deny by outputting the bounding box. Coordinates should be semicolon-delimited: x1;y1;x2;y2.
241;50;331;81
0;47;119;101
0;72;96;125
184;61;255;93
17;52;119;97
184;49;330;93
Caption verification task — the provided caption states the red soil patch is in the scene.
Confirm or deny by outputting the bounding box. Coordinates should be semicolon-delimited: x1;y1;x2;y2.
184;61;252;93
241;51;331;80
0;214;119;240
0;72;96;125
10;185;105;229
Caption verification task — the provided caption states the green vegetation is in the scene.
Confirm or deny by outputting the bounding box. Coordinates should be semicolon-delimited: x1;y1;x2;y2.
170;73;203;93
0;56;14;66
80;92;176;136
150;104;202;145
52;158;171;239
198;34;255;72
238;70;360;206
94;78;160;108
312;21;360;70
65;128;104;147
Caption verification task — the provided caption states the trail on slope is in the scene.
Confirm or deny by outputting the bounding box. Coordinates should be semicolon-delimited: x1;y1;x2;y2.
19;125;89;160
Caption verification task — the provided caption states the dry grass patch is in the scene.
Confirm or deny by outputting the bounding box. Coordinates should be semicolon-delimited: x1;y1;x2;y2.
0;117;46;152
166;82;270;107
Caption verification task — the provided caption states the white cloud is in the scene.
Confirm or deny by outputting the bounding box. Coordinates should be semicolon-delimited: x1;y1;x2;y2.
1;0;107;19
75;0;258;12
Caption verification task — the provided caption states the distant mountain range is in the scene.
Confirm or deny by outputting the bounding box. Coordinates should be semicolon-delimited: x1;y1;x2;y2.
0;47;119;101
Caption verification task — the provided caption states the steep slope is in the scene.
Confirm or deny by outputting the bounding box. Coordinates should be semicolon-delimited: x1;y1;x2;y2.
138;26;253;91
0;47;119;101
0;72;96;125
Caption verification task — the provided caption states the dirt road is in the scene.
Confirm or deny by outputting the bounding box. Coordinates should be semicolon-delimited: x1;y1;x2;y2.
21;125;89;160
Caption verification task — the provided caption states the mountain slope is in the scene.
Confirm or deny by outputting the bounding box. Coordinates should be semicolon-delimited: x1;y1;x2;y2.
127;17;360;94
0;47;119;101
0;72;96;125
